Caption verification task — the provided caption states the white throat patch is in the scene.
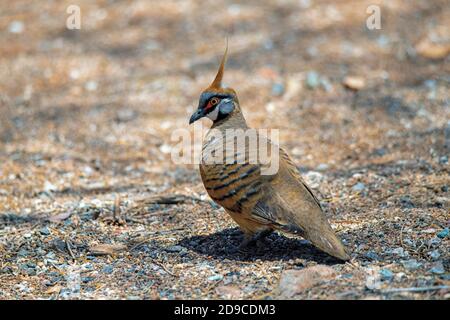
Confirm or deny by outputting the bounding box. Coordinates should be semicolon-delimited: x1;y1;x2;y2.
206;106;220;121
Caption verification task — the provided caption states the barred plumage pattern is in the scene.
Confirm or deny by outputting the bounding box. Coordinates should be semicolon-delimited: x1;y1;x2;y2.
199;108;350;260
193;45;350;260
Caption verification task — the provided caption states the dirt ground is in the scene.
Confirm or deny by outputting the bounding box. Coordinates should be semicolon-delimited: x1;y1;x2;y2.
0;0;449;300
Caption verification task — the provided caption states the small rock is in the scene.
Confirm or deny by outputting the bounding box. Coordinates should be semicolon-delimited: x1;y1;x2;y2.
399;195;415;208
352;182;366;192
428;250;440;260
44;181;57;193
402;259;422;271
81;276;95;283
208;274;224;281
116;109;137;123
306;71;320;89
428;237;442;246
390;247;408;258
303;171;323;189
9;21;24;34
395;272;406;281
438;156;448;165
271;83;285;96
372;148;387;157
436;228;449;239
159;144;172;154
379;269;394;281
165;245;183;253
316;163;329;171
365;274;381;290
215;285;242;299
365;251;380;261
429;261;445;274
278;265;336;298
415;39;450;59
45;252;56;259
85;80;98;92
39;227;50;236
17;249;29;257
343;76;365;90
403;238;415;247
320;77;332;92
102;265;114;274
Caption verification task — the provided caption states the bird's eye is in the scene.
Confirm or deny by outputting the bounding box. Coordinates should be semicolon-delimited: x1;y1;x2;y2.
210;97;219;106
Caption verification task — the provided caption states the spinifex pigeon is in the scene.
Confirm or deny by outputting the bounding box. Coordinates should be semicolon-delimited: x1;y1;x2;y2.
189;46;350;260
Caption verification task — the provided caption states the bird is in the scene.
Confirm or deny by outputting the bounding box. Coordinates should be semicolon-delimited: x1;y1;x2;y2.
189;45;350;261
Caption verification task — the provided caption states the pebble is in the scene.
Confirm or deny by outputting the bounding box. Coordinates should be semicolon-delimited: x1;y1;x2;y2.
376;35;390;48
208;274;224;281
306;71;320;89
39;227;50;236
215;285;242;299
17;249;29;257
365;251;380;261
390;247;408;257
320;77;333;92
278;265;336;298
303;171;324;189
116;109;137;123
166;245;183;253
395;272;406;281
316;163;329;171
45;252;56;259
399;195;415;208
402;259;422;271
436;228;449;239
9;21;24;34
428;237;441;246
85;81;98;92
352;182;366;192
429;261;445;274
439;156;448;164
379;269;394;281
428;250;440;260
365;274;381;290
102;265;114;274
343;76;365;90
271;83;285;96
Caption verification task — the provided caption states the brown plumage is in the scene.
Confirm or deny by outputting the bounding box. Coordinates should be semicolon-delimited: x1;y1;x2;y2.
189;46;350;261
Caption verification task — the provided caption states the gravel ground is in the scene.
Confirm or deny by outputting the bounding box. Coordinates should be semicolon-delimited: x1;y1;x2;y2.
0;0;449;299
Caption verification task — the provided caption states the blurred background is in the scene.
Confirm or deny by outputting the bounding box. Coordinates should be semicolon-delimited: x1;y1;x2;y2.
0;0;448;299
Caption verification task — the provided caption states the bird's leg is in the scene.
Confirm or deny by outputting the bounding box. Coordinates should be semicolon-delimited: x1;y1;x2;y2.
237;232;255;253
255;229;273;247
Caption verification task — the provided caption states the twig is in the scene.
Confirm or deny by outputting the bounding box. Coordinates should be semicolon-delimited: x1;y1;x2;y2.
152;260;177;277
130;240;149;251
400;224;405;247
381;285;449;294
113;194;125;225
65;239;76;261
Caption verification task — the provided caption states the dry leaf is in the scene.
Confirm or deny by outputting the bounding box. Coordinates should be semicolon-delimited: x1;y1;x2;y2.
89;243;126;256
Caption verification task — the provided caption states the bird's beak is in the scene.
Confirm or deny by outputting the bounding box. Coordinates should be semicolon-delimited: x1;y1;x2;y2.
189;108;204;124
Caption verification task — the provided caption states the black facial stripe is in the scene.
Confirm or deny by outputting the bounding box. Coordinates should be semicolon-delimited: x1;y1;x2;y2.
199;92;233;110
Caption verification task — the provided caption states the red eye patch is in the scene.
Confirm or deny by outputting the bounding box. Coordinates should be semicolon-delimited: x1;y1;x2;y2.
204;101;213;111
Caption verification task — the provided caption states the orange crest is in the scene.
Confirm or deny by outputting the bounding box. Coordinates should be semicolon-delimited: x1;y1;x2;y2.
207;41;228;91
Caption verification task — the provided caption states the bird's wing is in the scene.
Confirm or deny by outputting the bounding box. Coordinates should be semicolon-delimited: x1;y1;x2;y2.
251;148;350;260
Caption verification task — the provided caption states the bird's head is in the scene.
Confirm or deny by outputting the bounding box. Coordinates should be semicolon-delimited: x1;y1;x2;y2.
189;44;239;125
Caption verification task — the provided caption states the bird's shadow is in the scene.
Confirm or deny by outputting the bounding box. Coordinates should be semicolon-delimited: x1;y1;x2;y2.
178;227;345;265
